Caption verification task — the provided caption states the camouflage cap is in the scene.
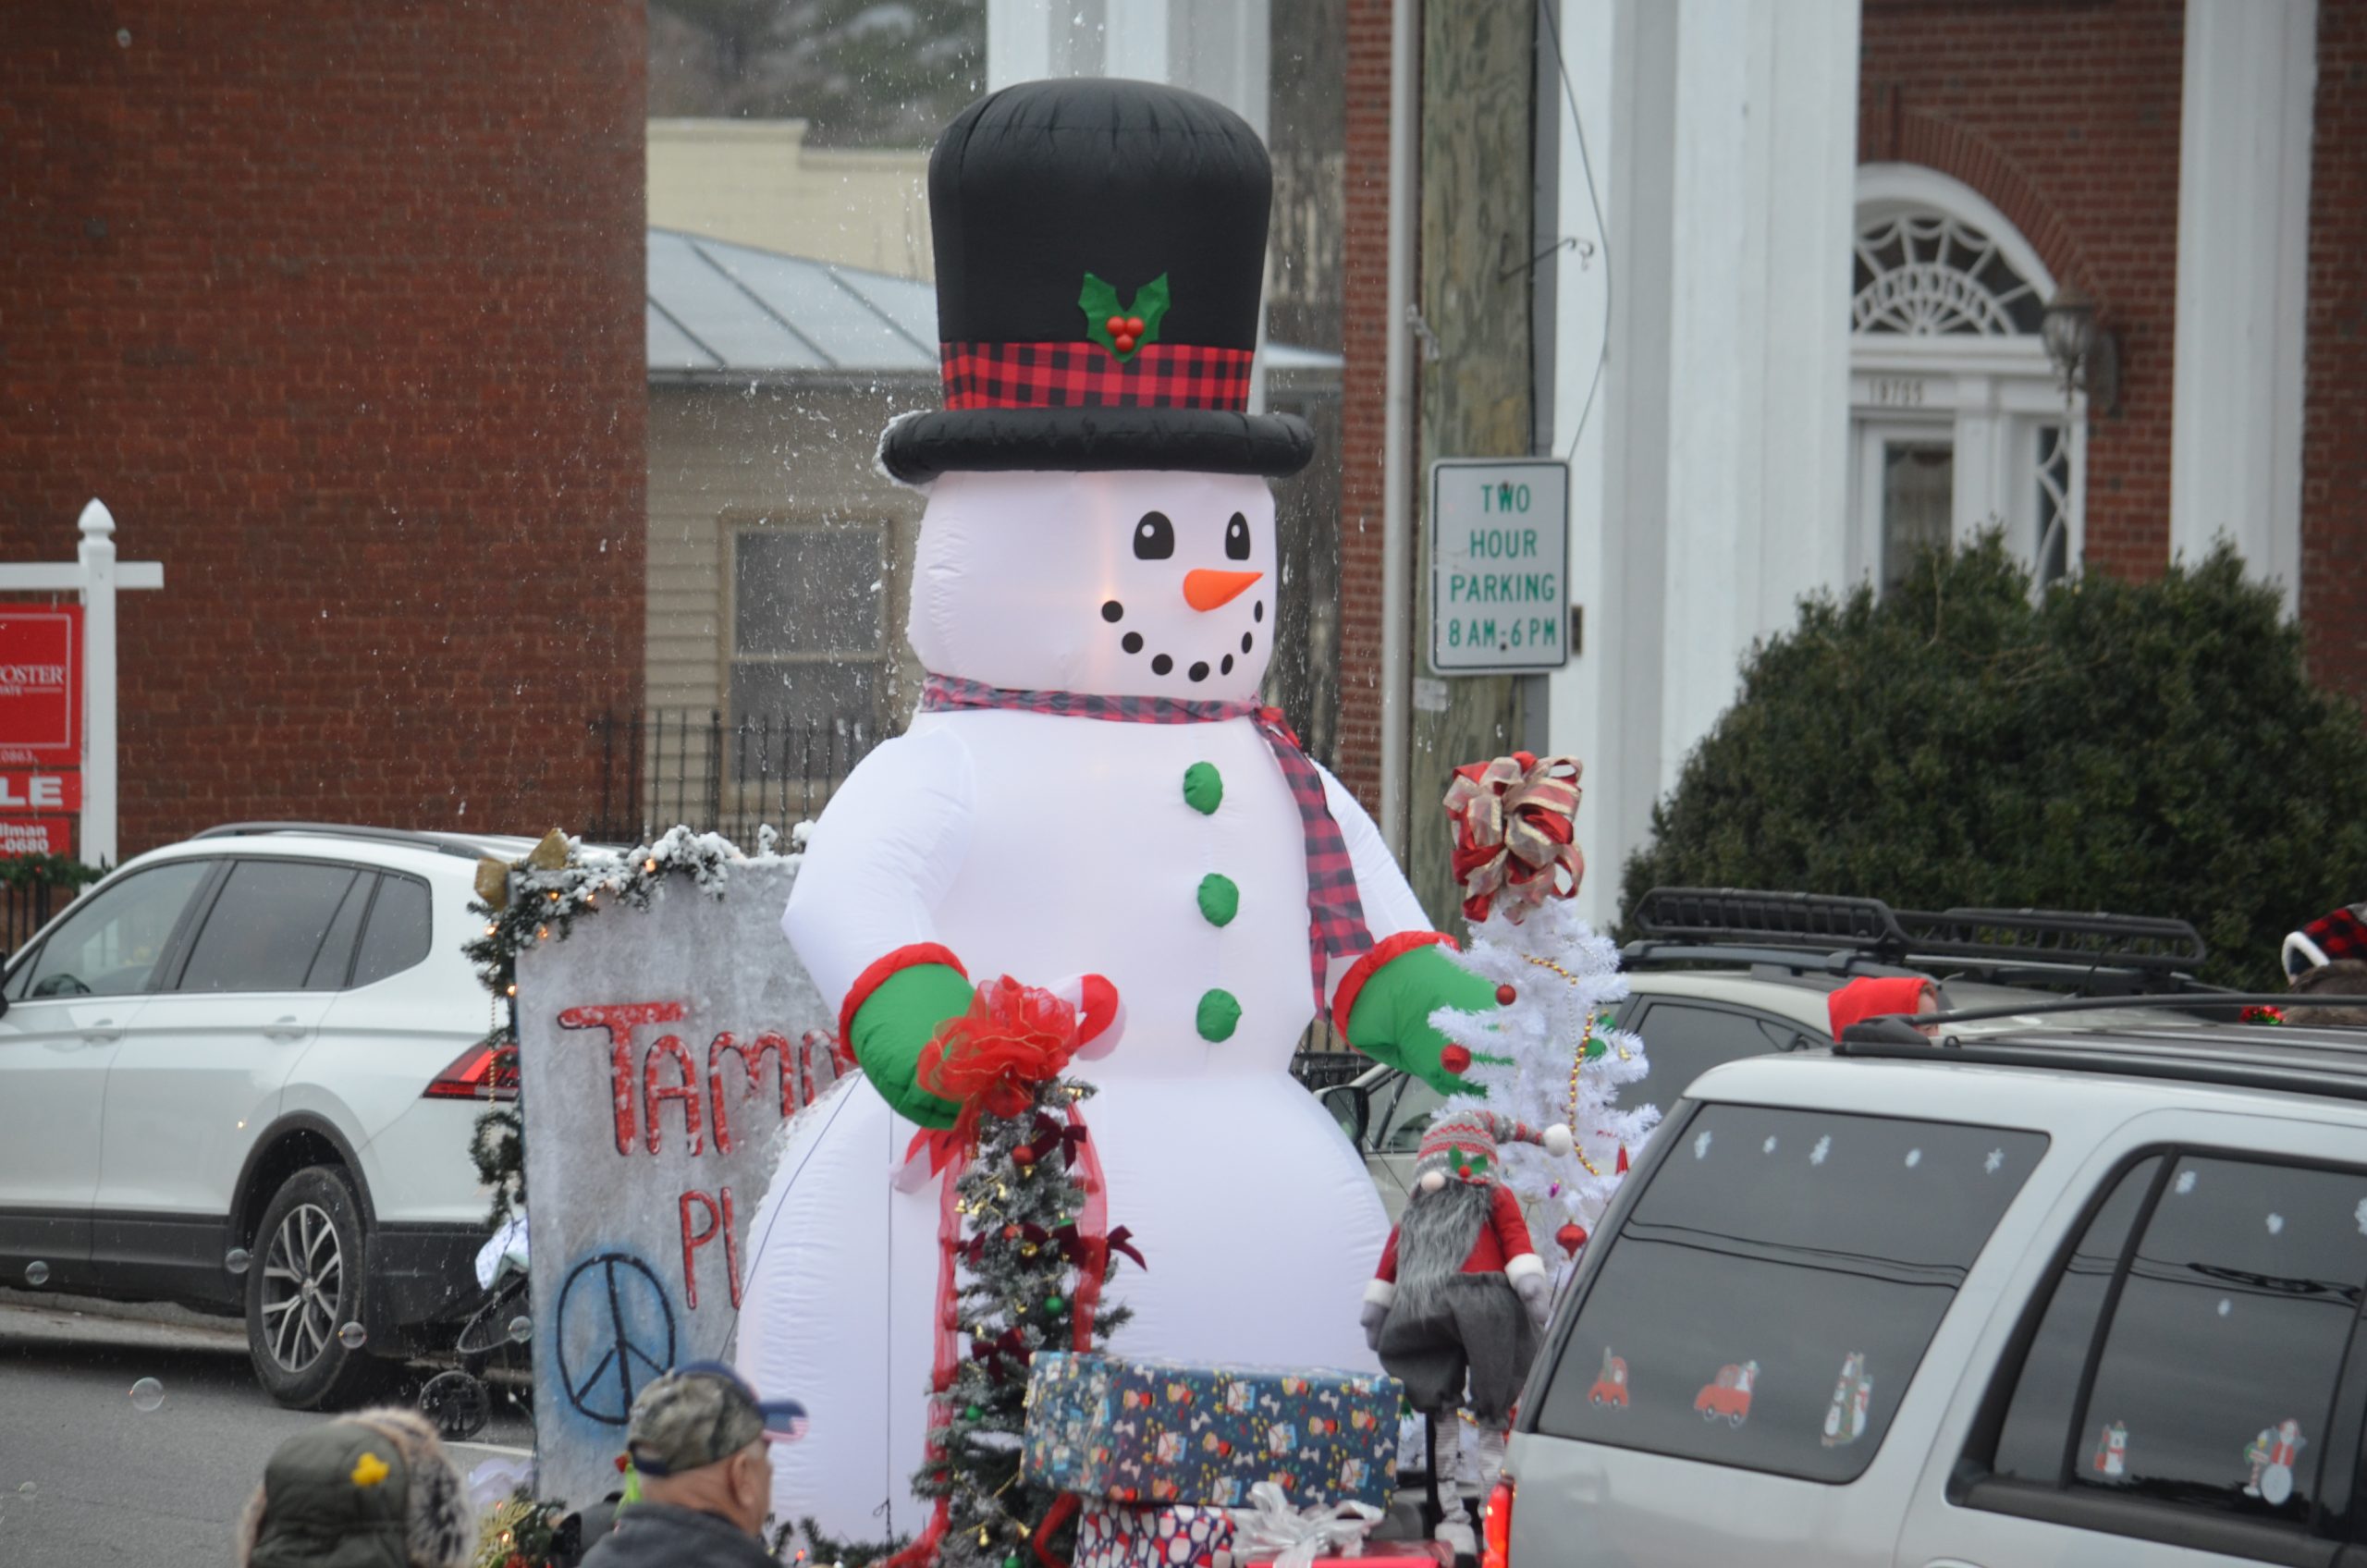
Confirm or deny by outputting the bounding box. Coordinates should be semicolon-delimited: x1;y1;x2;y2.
626;1361;809;1477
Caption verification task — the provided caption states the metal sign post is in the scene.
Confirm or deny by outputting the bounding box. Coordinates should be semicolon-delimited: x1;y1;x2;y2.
1428;457;1570;675
0;501;164;866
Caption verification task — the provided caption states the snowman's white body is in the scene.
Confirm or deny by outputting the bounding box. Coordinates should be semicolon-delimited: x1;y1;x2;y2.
738;470;1430;1538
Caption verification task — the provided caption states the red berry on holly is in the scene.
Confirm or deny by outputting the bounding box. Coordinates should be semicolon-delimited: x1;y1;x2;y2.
1494;983;1517;1005
1441;1044;1472;1075
1124;315;1145;337
1106;314;1127;337
1114;334;1137;353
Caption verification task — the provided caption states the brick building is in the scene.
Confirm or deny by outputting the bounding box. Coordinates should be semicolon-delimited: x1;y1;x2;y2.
1328;0;2367;925
0;4;648;858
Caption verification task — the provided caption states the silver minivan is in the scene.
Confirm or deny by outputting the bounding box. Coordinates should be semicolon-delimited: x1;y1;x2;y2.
1500;998;2367;1568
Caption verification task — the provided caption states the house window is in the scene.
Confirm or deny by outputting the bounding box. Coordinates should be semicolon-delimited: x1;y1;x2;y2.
728;523;885;760
1848;165;2083;596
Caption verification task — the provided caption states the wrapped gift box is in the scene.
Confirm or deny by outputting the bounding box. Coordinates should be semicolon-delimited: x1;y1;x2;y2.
1023;1354;1401;1510
1073;1502;1236;1568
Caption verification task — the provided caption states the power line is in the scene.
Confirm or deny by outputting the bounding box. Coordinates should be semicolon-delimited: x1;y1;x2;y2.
1537;0;1611;464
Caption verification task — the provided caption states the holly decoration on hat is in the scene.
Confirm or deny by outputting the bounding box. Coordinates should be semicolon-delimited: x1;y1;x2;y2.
1079;272;1171;361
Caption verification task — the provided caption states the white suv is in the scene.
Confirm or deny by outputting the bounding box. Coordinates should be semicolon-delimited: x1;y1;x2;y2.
0;823;523;1407
1499;993;2367;1568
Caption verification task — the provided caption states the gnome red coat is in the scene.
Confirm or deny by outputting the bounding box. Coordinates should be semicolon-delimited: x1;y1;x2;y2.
1360;1108;1569;1426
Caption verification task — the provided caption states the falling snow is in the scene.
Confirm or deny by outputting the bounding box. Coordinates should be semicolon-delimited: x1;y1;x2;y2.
2268;1213;2286;1235
1809;1135;1831;1166
1984;1148;2005;1175
2176;1170;2198;1195
1762;1136;1778;1155
1694;1130;1713;1160
1905;1148;1922;1169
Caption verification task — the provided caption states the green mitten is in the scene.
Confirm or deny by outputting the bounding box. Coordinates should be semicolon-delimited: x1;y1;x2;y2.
1343;942;1504;1094
848;962;973;1129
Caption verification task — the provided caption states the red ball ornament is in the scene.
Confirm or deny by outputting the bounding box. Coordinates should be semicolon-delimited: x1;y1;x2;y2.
1440;1044;1472;1075
1555;1222;1588;1255
1002;1224;1021;1240
1494;983;1517;1006
1106;314;1127;337
1011;1145;1036;1167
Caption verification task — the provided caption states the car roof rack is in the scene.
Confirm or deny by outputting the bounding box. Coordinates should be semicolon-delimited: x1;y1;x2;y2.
191;822;513;863
1833;993;2367;1103
1628;887;2210;991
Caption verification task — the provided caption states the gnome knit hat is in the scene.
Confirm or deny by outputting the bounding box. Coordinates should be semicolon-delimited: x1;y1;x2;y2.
235;1407;472;1568
2285;903;2367;980
1415;1108;1574;1190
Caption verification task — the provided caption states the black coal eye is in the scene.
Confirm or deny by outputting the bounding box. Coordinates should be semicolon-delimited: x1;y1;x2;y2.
1134;511;1174;560
1224;511;1250;561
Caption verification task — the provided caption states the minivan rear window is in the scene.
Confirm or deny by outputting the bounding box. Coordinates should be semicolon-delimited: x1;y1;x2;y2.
1536;1103;2046;1483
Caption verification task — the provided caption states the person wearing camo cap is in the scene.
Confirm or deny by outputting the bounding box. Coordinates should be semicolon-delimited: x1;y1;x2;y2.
580;1360;809;1568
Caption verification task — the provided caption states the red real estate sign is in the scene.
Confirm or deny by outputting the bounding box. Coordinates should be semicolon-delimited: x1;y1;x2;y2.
0;609;80;768
0;818;72;857
0;773;80;812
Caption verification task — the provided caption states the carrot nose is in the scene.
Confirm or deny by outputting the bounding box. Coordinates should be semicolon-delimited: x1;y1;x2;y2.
1182;569;1262;612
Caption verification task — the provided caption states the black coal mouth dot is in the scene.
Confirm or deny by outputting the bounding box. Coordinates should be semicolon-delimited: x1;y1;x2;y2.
1114;609;1260;681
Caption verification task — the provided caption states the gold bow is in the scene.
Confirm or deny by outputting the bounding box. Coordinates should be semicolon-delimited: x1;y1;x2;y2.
1443;753;1585;923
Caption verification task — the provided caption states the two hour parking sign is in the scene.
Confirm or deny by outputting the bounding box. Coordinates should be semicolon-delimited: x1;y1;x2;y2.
1429;458;1569;674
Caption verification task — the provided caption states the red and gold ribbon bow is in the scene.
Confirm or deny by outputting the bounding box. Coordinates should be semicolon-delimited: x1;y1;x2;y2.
1442;751;1586;923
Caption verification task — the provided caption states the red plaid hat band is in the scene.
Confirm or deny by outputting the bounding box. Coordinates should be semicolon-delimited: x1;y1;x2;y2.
940;341;1256;412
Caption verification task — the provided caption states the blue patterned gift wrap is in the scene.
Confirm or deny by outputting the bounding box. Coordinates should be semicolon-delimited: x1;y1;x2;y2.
1073;1502;1236;1568
1022;1354;1401;1509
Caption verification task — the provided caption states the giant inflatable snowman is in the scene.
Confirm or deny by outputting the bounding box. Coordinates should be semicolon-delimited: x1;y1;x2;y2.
739;80;1495;1539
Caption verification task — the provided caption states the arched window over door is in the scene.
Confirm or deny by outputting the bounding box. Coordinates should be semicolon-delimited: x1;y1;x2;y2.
1849;165;2082;595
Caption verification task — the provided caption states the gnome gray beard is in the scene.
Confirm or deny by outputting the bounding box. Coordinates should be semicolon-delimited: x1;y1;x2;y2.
1392;1177;1493;1320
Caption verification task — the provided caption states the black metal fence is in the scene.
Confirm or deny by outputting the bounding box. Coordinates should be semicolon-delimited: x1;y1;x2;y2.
0;876;77;959
585;709;882;846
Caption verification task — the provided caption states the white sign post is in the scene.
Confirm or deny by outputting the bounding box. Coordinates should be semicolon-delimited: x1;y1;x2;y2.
0;501;163;866
1428;458;1569;675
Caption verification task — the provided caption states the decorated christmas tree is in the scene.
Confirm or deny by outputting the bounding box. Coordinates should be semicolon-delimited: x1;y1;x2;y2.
804;977;1137;1568
1429;755;1662;1253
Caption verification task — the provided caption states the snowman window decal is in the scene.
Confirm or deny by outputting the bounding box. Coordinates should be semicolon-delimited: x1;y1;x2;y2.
735;77;1509;1543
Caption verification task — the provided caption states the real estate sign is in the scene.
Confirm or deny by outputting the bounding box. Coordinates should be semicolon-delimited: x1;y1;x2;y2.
0;607;80;767
1429;459;1570;675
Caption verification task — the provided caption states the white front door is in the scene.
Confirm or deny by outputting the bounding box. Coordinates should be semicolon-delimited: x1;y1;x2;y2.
1853;416;1957;594
0;858;215;1288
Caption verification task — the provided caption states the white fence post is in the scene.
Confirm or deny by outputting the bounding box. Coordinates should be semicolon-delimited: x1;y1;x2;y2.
76;500;119;868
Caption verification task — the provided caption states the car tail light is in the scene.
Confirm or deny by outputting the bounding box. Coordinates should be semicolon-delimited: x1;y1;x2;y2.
423;1042;519;1101
1480;1478;1514;1568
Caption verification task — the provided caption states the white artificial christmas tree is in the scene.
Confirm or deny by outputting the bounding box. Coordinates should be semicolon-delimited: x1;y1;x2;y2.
1428;754;1662;1257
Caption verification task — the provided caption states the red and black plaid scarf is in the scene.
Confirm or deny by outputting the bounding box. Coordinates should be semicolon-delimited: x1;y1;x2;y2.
921;672;1374;1007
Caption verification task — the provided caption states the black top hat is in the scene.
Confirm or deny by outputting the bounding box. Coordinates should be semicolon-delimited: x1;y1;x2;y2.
877;78;1315;485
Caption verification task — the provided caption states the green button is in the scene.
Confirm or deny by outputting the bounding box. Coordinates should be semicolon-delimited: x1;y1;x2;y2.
1197;873;1239;927
1196;987;1242;1042
1183;761;1223;815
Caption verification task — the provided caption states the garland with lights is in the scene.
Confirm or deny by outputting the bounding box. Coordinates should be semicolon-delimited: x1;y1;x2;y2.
780;978;1139;1568
461;824;796;1224
472;1488;571;1568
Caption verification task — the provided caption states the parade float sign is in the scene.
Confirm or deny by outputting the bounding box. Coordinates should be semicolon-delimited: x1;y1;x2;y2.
516;853;837;1510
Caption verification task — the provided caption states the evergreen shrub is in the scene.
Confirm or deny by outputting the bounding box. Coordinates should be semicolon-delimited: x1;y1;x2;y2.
1618;537;2367;988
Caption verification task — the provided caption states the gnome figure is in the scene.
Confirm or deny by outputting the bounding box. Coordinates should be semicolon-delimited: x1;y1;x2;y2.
1364;1109;1569;1542
737;79;1502;1541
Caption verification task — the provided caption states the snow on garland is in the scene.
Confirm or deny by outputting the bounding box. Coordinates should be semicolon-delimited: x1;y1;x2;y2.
460;822;812;1225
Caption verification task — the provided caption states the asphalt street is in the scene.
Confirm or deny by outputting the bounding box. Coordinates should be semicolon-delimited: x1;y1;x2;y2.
0;1290;533;1565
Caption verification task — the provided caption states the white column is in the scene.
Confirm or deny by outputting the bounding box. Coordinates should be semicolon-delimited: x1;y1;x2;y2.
1556;0;1858;917
77;499;118;868
1659;0;1858;772
2168;0;2315;605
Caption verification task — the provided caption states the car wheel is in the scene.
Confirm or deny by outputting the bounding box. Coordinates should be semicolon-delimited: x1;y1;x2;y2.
245;1166;387;1409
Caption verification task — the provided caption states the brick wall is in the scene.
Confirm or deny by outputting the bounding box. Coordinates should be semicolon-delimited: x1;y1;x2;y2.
1336;0;1396;814
1859;0;2185;582
0;3;647;856
2304;0;2367;704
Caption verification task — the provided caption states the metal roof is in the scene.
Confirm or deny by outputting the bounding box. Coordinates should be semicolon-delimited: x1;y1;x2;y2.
646;227;1343;384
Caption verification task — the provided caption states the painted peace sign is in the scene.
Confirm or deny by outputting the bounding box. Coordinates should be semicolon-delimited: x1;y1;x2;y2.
556;1251;678;1427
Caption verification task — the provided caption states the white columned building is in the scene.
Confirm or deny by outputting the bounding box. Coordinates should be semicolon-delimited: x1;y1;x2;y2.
1548;0;1860;926
986;0;1269;136
2168;0;2316;605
